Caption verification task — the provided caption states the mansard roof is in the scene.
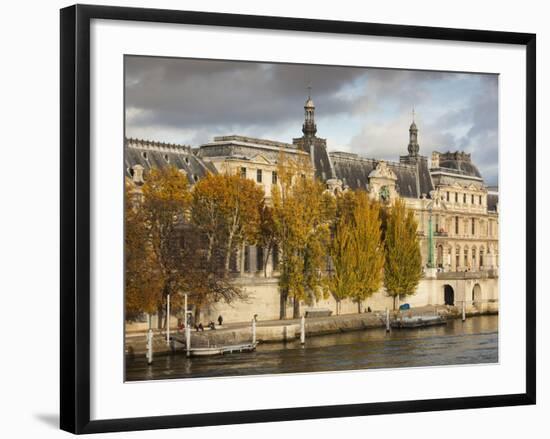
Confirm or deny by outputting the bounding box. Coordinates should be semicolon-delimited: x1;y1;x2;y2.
125;138;215;184
329;152;434;198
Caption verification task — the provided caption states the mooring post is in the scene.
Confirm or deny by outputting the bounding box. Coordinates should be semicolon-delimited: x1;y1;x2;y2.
166;293;171;345
252;317;257;345
300;315;306;344
146;328;153;365
462;300;466;321
186;321;191;357
386;308;391;333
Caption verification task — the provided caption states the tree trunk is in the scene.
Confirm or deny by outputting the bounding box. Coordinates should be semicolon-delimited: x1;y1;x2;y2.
157;305;163;329
206;235;215;263
357;300;362;314
194;304;202;325
224;230;235;273
279;289;287;320
293;297;301;319
393;295;397;311
263;242;272;277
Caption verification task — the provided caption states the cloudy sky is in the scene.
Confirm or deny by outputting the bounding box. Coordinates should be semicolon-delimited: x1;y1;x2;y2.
125;56;499;185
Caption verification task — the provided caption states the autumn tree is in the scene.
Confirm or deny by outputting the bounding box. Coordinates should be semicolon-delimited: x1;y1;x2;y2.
191;173;264;272
124;182;163;322
328;203;355;315
141;166;191;328
272;152;335;319
189;173;263;319
383;199;423;310
349;191;385;313
328;191;384;314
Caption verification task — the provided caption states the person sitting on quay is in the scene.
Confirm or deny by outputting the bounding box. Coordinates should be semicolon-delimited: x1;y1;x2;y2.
208;321;216;330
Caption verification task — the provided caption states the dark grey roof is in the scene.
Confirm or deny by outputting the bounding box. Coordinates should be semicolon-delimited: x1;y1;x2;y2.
416;157;435;197
329;153;434;198
436;151;482;179
292;136;334;180
125;138;214;184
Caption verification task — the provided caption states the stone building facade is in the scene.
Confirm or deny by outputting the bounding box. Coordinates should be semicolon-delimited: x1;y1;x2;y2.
125;94;499;322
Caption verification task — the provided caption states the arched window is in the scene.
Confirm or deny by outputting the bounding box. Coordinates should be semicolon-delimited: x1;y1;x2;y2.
472;247;477;270
455;246;461;269
479;247;485;268
464;246;469;269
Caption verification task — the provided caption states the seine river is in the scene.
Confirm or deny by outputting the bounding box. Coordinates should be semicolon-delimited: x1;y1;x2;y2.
125;315;498;381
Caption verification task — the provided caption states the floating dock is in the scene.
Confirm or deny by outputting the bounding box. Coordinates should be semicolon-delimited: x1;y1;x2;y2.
171;337;257;357
391;315;447;329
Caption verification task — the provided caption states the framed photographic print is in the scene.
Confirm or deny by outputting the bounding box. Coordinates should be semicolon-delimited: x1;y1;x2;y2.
60;4;536;434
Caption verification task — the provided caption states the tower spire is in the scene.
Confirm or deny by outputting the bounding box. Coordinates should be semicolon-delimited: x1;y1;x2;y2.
408;108;419;157
302;86;317;137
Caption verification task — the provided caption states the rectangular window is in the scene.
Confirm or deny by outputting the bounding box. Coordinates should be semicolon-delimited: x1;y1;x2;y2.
455;193;458;203
240;167;246;178
455;216;459;235
471;194;475;204
463;193;467;203
446;192;450;201
479;195;482;204
272;171;278;185
257;169;262;183
472;218;475;235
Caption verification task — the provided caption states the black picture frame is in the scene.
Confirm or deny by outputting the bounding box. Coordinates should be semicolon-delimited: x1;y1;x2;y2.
60;4;536;434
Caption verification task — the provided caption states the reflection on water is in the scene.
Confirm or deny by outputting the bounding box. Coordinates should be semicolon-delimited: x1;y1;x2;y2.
125;315;498;381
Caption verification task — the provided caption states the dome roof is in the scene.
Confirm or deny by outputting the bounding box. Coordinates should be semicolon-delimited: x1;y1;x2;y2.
438;158;482;178
305;97;315;108
410;121;417;130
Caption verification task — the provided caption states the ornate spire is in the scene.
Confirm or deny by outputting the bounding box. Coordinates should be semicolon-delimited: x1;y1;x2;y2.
302;86;317;137
408;108;419;157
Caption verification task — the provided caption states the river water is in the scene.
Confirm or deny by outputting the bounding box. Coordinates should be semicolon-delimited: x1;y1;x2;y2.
125;315;498;381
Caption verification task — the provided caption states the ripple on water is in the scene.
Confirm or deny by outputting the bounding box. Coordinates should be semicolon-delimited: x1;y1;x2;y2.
125;315;499;381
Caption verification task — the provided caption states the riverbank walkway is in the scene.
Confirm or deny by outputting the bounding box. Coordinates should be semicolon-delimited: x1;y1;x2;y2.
126;304;496;357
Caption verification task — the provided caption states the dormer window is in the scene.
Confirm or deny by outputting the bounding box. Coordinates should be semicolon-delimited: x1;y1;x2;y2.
164;154;169;162
256;169;262;183
141;151;148;160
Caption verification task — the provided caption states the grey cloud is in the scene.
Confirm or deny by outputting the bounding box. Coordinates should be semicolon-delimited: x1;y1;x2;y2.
125;56;365;139
125;56;498;185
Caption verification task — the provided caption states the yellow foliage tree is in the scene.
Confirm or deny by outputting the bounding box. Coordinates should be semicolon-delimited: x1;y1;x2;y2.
383;199;423;310
329;191;384;314
272;151;335;318
125;182;163;319
140;166;191;327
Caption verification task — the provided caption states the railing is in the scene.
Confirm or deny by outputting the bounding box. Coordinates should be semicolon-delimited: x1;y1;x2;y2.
436;270;498;280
